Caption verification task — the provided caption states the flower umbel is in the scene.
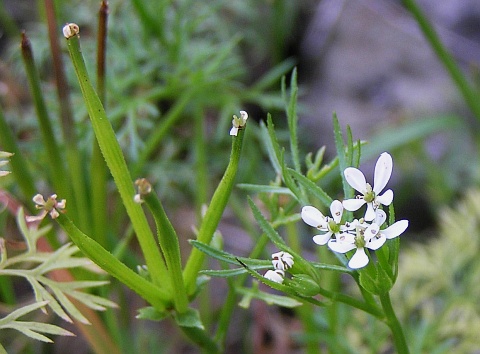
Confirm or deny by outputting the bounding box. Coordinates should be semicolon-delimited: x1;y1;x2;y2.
229;110;248;136
26;194;66;222
301;200;354;245
327;210;408;269
342;152;394;221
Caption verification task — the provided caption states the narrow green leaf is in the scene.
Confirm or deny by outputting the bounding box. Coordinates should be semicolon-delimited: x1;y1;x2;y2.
260;116;282;176
287;168;333;208
236;184;295;197
236;286;302;308
190;240;270;267
286;68;301;173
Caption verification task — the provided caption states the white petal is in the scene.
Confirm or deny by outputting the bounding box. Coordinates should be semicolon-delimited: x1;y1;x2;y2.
313;232;333;245
364;223;380;242
264;270;284;283
229;127;239;136
364;203;376;221
366;235;386;250
376;189;393;206
382;220;409;239
344;168;367;193
330;200;343;223
342;198;366;212
301;206;325;228
328;239;356;254
373;152;393;194
374;209;387;227
32;194;46;205
348;248;369;269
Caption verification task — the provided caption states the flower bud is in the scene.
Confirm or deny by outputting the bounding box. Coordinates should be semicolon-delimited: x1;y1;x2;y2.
286;274;320;296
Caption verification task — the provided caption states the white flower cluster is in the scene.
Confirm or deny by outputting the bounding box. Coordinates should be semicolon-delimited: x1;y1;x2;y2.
302;152;408;269
264;251;294;284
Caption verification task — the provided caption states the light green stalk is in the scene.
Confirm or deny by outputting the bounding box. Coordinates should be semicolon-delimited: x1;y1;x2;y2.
55;213;169;310
183;124;246;295
64;29;170;290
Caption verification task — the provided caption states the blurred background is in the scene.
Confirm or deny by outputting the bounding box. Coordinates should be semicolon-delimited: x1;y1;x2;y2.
2;0;480;352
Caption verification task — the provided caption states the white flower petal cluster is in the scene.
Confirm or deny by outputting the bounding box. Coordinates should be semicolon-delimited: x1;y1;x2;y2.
229;111;248;136
302;152;408;269
26;194;66;222
263;250;294;283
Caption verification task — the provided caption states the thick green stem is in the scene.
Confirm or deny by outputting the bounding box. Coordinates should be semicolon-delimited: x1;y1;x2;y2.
403;0;480;120
65;31;170;289
55;213;169;310
379;292;410;354
183;126;245;295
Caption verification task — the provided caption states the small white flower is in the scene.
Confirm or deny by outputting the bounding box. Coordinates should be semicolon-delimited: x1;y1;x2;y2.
0;151;13;177
327;210;408;269
26;194;66;222
342;152;394;221
229;110;248;136
134;178;152;204
62;23;80;39
264;269;285;284
301;201;355;245
271;251;294;271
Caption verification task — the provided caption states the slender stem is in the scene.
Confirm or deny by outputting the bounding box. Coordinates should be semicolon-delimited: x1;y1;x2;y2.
65;32;170;289
183;125;246;295
379;292;410;354
55;213;169;309
402;0;480;120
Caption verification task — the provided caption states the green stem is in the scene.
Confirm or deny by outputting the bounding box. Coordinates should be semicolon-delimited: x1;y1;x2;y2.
379;292;410;354
55;213;169;310
142;189;189;313
65;32;170;289
180;326;220;354
402;0;480;120
183;125;246;295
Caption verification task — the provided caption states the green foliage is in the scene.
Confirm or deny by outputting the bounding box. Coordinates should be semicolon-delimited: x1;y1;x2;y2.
391;189;480;352
0;209;115;347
